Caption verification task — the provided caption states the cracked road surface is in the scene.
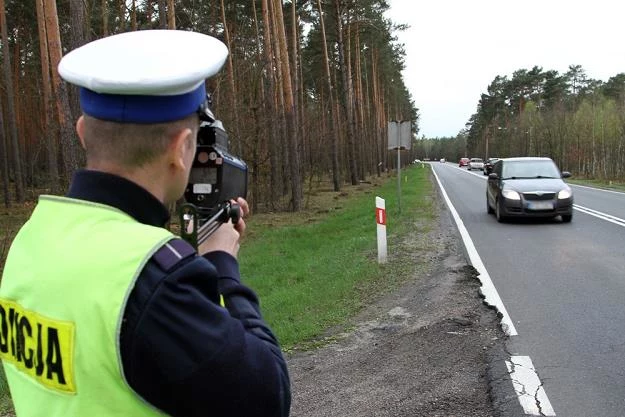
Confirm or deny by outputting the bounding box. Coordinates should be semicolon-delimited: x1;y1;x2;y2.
505;356;555;416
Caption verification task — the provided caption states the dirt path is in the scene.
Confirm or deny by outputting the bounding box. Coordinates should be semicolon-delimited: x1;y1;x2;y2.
286;202;508;416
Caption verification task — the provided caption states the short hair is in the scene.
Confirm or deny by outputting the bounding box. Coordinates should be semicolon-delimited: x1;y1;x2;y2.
81;113;199;167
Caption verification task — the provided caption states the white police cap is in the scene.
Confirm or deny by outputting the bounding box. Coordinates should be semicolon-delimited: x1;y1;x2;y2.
58;30;228;123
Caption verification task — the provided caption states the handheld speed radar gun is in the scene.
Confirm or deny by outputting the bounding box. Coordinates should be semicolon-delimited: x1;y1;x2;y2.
179;95;248;249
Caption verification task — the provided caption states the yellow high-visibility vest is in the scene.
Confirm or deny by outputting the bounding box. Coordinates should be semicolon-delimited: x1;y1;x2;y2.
0;195;173;416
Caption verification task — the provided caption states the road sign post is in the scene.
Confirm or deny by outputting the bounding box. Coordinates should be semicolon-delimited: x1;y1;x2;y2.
397;139;401;213
388;120;411;214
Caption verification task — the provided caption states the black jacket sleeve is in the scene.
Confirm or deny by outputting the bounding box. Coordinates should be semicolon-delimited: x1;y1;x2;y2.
120;240;291;417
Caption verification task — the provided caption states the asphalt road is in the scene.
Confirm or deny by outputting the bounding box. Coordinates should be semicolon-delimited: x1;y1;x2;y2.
430;162;625;417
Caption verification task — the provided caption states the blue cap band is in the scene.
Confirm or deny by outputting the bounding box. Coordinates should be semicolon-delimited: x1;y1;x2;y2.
79;82;206;123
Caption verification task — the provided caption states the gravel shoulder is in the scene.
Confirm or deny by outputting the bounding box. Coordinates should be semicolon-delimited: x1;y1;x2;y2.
286;190;512;417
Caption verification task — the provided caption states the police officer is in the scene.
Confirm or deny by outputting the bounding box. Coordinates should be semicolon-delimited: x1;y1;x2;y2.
0;30;290;417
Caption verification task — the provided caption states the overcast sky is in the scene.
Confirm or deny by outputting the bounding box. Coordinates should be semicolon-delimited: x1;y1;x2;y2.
384;0;625;138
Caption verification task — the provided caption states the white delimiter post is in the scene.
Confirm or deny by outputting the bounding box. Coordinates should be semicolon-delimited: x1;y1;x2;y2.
376;196;387;264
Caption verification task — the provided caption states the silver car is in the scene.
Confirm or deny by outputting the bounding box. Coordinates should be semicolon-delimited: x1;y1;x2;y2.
468;158;484;170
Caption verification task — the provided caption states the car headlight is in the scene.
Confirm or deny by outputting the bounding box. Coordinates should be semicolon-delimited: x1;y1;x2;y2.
558;189;572;199
502;190;521;200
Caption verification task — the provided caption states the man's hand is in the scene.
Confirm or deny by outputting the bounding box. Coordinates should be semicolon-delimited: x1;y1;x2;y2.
197;198;249;258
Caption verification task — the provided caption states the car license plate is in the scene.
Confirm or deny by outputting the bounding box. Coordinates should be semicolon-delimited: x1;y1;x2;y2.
527;201;553;210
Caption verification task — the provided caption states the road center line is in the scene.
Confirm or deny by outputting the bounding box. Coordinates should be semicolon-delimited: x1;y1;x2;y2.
431;167;517;336
574;204;625;227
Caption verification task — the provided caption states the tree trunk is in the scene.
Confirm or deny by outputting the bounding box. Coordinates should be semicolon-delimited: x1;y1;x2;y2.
353;20;366;179
12;35;27;187
251;0;264;212
371;50;382;176
0;0;25;202
291;0;305;180
334;0;358;185
316;0;340;191
274;15;289;198
69;0;87;122
290;0;301;140
296;21;307;193
251;104;261;213
131;0;137;30
219;0;240;154
158;0;167;28
45;0;79;184
36;0;59;191
268;0;287;200
68;0;87;48
145;0;154;28
0;99;9;207
361;48;373;176
118;0;126;31
102;0;108;36
167;0;175;29
261;0;279;209
273;0;302;210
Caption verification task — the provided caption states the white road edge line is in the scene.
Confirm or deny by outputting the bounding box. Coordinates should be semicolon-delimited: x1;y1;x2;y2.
574;204;625;227
431;167;518;336
506;356;556;416
436;164;562;416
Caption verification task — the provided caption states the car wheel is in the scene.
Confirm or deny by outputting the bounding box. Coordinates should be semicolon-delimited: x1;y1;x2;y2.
561;214;572;223
495;198;506;223
487;196;494;214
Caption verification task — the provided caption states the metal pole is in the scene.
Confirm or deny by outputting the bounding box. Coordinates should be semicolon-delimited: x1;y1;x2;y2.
397;122;401;214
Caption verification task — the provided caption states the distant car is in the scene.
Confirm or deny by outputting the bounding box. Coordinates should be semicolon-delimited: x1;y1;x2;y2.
468;158;484;171
459;157;470;167
486;157;573;223
483;158;500;175
440;158;446;163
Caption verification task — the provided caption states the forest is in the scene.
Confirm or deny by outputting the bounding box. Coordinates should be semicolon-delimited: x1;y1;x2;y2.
415;65;625;180
0;0;419;211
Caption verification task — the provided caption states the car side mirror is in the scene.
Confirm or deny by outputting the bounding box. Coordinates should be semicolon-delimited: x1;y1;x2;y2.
561;171;571;178
488;172;498;180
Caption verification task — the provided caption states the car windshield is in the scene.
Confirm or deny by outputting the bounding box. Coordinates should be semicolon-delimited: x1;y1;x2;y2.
501;160;561;179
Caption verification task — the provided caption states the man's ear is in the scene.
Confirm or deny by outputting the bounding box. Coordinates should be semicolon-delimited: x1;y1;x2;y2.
76;115;87;150
169;127;194;171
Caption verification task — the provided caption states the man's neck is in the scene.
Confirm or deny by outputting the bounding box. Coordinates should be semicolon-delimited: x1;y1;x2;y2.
85;162;167;204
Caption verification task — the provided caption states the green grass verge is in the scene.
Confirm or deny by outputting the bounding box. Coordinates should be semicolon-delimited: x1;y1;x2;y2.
239;164;435;350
